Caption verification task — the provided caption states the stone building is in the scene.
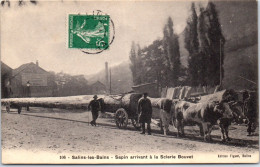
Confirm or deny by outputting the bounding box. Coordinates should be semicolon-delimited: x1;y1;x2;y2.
91;81;107;94
11;61;56;97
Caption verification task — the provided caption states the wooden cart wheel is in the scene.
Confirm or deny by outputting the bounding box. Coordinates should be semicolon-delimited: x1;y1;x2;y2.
131;118;141;130
115;108;128;129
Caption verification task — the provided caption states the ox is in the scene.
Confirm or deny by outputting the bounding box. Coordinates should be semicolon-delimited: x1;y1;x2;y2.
173;100;233;141
172;101;195;137
158;98;173;136
218;101;246;142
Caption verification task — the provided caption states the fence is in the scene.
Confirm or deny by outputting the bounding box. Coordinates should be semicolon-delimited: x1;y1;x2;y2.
161;86;217;99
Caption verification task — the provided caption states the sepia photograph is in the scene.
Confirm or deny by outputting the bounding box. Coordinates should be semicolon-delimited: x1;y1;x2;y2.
0;0;259;164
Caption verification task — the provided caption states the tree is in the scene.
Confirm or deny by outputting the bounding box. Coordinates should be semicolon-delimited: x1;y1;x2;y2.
206;2;225;86
197;2;225;87
135;44;144;84
185;3;199;54
142;40;167;87
172;33;181;85
198;6;210;86
162;17;181;86
184;2;200;86
129;42;138;85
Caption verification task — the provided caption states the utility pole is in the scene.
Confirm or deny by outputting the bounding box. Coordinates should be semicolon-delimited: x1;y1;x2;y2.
105;62;109;90
109;68;112;94
220;39;222;87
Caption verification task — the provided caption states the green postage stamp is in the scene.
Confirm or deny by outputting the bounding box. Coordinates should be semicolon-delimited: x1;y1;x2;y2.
68;14;110;49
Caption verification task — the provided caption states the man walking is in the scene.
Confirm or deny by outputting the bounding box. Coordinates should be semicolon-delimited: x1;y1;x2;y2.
88;95;101;126
138;93;153;135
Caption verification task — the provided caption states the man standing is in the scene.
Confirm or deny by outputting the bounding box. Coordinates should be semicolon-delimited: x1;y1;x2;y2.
245;92;257;136
88;95;101;126
138;93;152;135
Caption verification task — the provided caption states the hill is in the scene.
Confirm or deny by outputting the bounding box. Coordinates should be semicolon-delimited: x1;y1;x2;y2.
214;0;257;90
87;1;257;92
85;61;133;94
179;0;257;90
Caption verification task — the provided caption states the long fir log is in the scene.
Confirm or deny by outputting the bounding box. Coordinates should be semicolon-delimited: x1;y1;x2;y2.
1;89;236;113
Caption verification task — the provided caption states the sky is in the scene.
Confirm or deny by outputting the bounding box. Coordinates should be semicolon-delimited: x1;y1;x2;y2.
1;0;205;75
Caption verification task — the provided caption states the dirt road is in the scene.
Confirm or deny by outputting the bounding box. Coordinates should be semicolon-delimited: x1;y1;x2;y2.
1;107;259;163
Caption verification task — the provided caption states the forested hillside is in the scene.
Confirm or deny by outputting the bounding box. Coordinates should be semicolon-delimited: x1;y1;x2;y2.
88;1;257;92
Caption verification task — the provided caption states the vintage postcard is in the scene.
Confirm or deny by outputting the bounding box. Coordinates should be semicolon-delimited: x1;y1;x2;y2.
1;0;259;164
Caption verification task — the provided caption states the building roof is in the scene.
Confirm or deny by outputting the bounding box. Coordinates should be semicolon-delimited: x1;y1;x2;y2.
91;80;106;87
13;62;48;76
1;61;13;76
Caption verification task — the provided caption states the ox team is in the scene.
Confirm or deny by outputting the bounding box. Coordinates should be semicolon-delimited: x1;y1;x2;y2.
88;92;257;142
159;91;257;142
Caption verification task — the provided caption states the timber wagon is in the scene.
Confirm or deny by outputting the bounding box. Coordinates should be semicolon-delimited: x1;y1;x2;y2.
105;93;143;129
